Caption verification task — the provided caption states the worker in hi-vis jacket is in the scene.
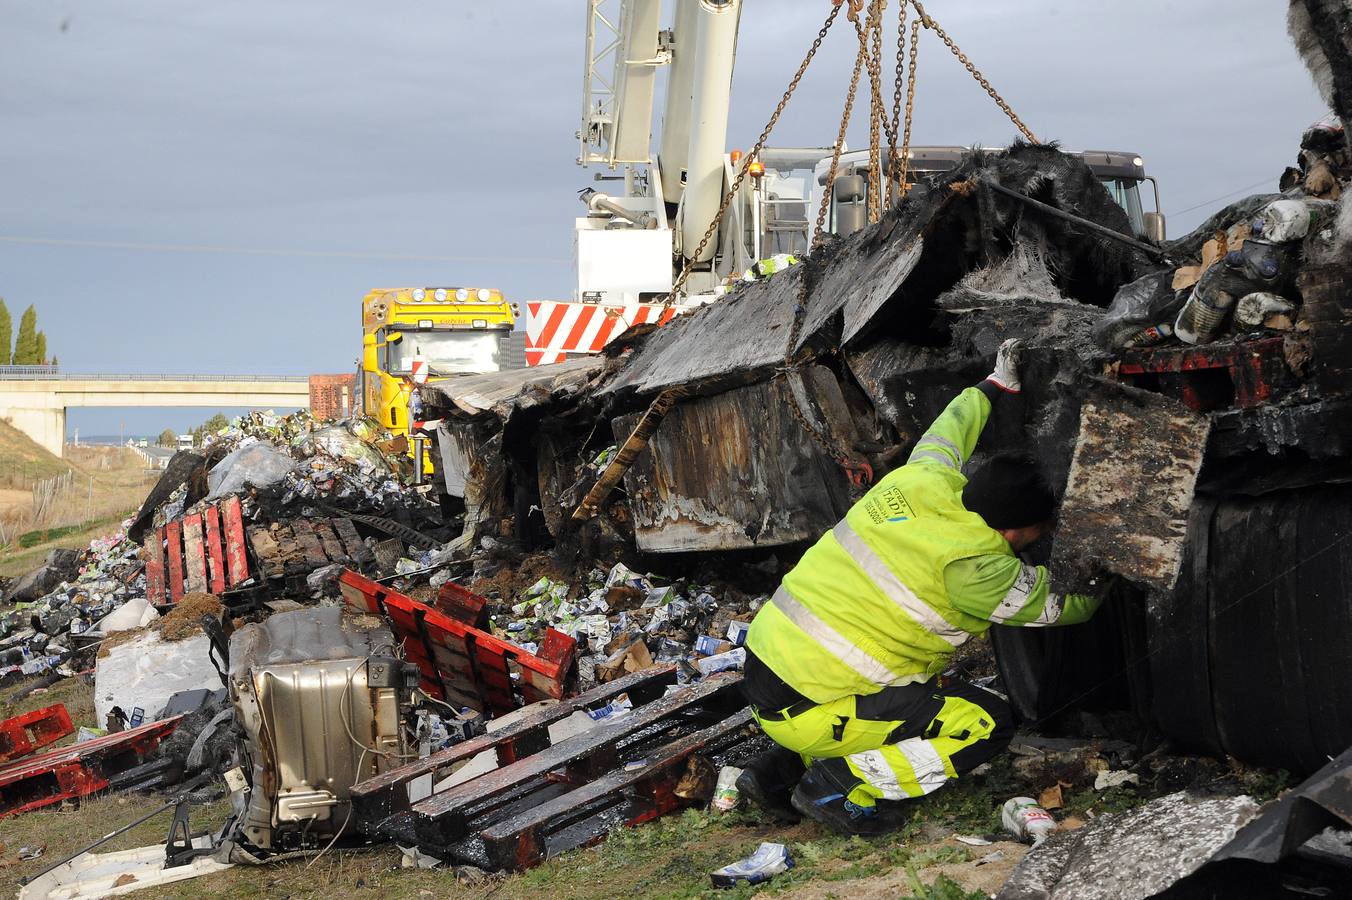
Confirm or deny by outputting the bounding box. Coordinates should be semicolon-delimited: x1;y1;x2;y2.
737;339;1107;835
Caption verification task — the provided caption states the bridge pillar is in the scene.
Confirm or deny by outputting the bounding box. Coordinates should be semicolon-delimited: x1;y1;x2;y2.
0;400;66;457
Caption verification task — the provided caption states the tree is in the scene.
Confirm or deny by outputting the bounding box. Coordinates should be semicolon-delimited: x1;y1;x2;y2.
12;305;38;365
0;298;10;365
157;428;177;448
35;331;46;365
201;413;230;434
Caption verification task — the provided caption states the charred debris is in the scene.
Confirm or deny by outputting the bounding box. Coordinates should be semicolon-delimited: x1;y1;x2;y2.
2;135;1352;891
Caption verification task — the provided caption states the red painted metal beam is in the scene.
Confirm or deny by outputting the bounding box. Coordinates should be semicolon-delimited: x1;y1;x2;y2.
164;520;185;604
220;495;250;587
143;527;166;605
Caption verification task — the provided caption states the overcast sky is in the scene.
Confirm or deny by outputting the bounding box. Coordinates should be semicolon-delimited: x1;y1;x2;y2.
0;1;1326;436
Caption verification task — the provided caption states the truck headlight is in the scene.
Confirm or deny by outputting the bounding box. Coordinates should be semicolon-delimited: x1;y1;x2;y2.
472;319;488;328
412;288;426;302
477;288;493;302
455;288;470;301
434;288;447;301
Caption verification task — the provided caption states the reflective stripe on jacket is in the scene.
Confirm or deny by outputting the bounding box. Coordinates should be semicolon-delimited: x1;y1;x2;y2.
747;387;1010;704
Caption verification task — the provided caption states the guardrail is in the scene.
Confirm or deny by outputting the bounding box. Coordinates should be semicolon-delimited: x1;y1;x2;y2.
0;368;309;383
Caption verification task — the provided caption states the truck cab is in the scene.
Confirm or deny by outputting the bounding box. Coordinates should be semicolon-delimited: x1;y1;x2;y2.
359;287;517;433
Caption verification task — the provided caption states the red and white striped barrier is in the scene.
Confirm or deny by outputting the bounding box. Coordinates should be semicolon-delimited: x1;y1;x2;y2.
524;301;678;366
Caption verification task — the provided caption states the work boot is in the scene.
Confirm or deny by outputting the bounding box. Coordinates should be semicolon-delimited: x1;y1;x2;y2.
790;760;910;837
736;746;806;822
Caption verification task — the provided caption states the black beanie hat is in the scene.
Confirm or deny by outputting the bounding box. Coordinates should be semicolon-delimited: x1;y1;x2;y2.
962;451;1057;530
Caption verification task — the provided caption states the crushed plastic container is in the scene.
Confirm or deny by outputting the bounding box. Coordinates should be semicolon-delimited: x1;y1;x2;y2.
696;647;746;676
711;842;793;888
1002;796;1057;846
712;766;743;812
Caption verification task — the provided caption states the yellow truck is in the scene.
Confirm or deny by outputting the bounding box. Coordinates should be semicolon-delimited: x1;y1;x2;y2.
359;287;516;468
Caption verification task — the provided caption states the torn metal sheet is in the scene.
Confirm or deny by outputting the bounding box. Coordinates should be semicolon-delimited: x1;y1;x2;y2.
997;791;1261;900
615;378;850;553
1053;380;1210;592
420;357;602;418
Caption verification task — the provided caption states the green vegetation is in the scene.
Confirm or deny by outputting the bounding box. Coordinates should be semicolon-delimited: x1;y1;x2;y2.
0;298;11;365
157;428;177;448
12;303;46;365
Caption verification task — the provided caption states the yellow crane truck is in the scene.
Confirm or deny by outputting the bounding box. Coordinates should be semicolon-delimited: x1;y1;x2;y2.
359;287;517;471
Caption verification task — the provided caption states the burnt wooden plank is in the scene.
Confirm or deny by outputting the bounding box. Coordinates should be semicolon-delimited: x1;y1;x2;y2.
220;495;250;586
481;708;755;870
290;519;329;569
247;526;283;579
412;673;742;844
273;525;308;576
311;519;350;565
350;664;678;831
164;520;185;604
332;517;375;567
143;528;166;605
203;505;227;594
181;514;207;595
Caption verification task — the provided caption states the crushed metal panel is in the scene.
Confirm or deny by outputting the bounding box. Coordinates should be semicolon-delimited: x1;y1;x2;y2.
617;379;849;552
1052;379;1210;592
599;271;802;398
434;420;475;498
421;357;602;418
800;233;925;350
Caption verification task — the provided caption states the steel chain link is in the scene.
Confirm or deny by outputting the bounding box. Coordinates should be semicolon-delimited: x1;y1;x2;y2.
898;17;921;198
887;1;907;207
813;13;868;247
909;0;1039;144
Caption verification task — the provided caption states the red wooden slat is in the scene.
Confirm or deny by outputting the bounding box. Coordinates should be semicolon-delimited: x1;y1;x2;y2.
338;571;577;715
220;495;250;586
203;505;227;594
164;520;185;604
181;513;207;595
143;527;166;605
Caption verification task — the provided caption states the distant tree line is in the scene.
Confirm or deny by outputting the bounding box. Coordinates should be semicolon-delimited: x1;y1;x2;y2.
0;297;53;366
157;413;230;449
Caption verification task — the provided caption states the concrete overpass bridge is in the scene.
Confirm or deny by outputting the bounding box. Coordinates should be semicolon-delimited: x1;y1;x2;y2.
0;367;311;456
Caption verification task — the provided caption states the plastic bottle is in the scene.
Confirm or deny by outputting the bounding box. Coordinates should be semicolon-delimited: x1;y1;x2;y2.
1121;321;1174;349
1258;199;1315;243
1002;797;1057;846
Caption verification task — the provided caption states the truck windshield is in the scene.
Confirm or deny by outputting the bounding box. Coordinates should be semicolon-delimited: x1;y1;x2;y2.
1098;178;1147;237
385;329;504;376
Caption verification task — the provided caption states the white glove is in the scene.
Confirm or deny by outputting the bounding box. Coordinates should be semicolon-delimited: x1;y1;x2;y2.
986;339;1022;393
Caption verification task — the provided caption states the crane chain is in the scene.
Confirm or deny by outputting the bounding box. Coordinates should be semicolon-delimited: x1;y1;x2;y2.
664;2;843;307
812;8;869;248
886;1;907;207
909;0;1039;144
858;1;887;223
897;16;921;198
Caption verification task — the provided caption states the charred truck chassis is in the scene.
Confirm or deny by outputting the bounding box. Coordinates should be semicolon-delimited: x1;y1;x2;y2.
420;145;1352;777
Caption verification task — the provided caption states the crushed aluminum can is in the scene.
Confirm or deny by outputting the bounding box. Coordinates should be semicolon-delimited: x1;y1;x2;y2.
710;842;793;888
696;648;746;676
694;635;726;657
712;765;743;812
725;620;750;646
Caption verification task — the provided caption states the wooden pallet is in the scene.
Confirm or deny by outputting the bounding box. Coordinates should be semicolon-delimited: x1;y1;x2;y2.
0;717;182;819
143;496;250;604
1118;337;1294;412
144;495;376;604
0;704;73;764
350;666;756;871
338;570;577;715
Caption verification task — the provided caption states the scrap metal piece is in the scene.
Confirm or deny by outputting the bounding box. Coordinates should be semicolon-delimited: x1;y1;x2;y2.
1052;379;1210;592
228;606;411;851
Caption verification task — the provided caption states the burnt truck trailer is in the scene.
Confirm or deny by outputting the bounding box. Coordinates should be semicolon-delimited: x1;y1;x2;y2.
418;144;1352;777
